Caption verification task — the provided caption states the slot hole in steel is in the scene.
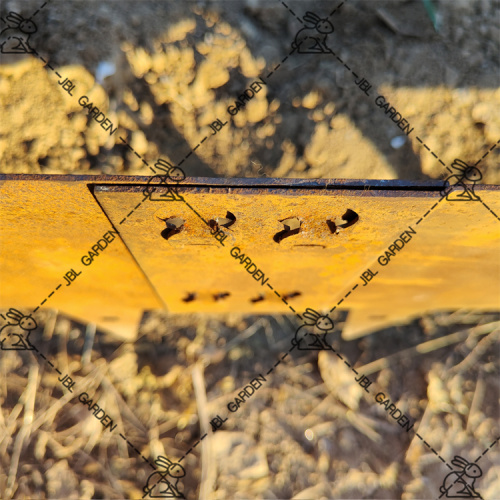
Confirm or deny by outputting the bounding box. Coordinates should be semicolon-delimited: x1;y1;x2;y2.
340;209;359;228
327;209;359;234
274;217;301;243
283;291;302;301
182;293;197;303
161;217;185;240
250;294;265;303
213;292;230;301
326;219;337;234
209;211;236;232
294;244;326;248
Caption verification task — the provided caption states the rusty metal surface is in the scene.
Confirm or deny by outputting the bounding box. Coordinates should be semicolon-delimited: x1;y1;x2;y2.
1;174;499;339
0;175;163;340
0;173;451;188
93;178;500;337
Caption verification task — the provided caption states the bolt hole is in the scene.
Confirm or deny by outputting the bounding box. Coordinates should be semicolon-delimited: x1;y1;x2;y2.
283;291;302;301
250;294;265;303
327;209;359;234
326;220;337;234
182;292;197;303
294;244;326;248
274;217;301;243
161;217;185;240
209;211;236;232
213;292;230;301
340;209;359;228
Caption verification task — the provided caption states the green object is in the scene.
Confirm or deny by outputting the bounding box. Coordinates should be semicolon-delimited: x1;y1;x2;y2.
422;0;440;31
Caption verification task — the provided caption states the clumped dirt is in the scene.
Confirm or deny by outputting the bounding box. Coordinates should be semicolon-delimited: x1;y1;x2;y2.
1;0;499;181
0;0;499;499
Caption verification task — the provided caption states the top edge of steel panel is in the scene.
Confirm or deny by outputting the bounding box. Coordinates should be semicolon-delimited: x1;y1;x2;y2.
2;173;499;191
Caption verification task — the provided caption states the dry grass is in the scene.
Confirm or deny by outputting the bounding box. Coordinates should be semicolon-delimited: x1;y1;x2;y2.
0;309;498;499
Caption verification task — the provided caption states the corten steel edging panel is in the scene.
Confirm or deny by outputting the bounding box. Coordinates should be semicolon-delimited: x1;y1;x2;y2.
93;181;500;338
0;176;164;340
1;175;499;339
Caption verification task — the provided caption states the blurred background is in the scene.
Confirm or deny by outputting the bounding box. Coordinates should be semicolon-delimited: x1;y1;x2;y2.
0;0;499;498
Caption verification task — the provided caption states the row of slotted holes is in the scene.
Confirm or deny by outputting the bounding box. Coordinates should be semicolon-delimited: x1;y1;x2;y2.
182;291;302;303
160;209;359;241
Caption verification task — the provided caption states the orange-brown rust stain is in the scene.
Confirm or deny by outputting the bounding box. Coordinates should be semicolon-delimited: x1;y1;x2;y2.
0;179;162;340
2;178;499;338
95;187;500;317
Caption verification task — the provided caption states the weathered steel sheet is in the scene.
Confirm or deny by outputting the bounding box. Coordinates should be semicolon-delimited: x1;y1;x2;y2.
0;174;163;340
93;178;500;337
1;174;499;339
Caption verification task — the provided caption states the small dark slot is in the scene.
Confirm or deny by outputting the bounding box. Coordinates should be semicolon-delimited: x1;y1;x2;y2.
101;316;119;322
209;211;236;232
294;244;326;248
222;211;236;227
339;209;359;228
274;217;301;243
283;291;301;300
161;217;185;240
327;209;359;234
213;292;230;301
326;220;337;234
182;293;197;303
250;294;265;303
